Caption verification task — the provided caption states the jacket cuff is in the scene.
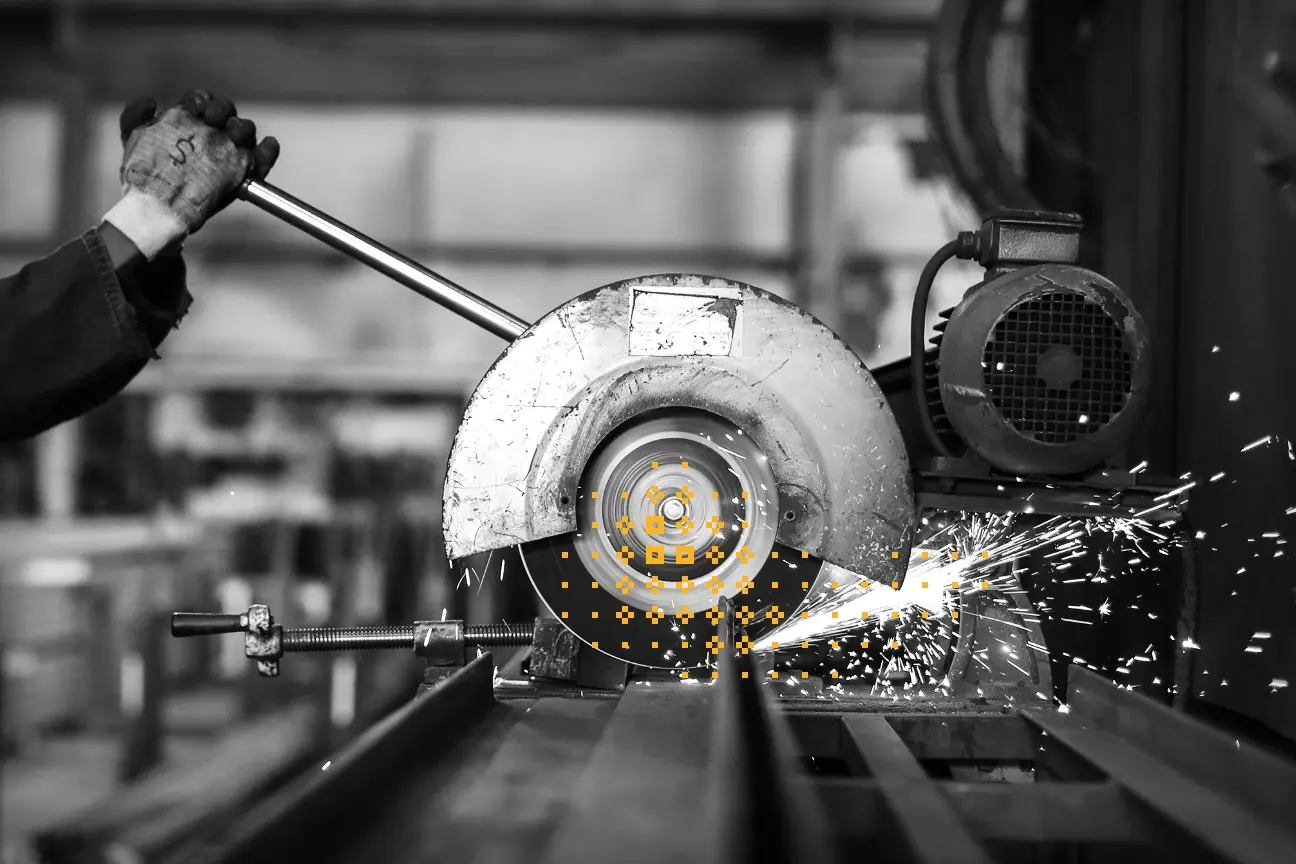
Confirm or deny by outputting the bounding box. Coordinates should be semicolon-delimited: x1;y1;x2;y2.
103;188;188;260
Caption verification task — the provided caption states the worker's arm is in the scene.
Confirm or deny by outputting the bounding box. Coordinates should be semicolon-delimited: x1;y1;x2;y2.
0;91;279;443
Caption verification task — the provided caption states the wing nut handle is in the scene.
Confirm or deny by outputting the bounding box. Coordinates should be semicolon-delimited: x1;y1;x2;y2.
171;612;245;637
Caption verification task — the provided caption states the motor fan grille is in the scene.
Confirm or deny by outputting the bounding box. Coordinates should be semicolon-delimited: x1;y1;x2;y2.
982;291;1132;445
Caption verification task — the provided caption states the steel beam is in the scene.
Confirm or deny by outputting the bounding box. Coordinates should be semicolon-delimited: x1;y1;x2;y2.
816;779;1151;845
1022;707;1296;864
788;711;1040;762
1063;664;1296;830
0;2;928;110
178;654;498;864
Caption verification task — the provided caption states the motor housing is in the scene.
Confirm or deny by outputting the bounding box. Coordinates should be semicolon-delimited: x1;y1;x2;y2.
935;260;1152;476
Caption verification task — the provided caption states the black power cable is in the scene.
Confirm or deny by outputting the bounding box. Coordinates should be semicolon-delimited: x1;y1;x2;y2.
910;232;980;458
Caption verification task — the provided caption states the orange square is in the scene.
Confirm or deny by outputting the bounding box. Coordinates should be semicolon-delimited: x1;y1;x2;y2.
742;671;749;679
891;551;899;559
651;641;659;649
801;581;809;589
861;639;870;649
621;491;629;499
981;551;989;559
622;641;629;649
771;642;780;649
592;521;599;529
561;551;569;559
591;641;599;649
712;491;720;498
591;491;599;499
861;611;869;619
682;461;689;469
771;671;780;679
891;641;900;649
830;670;839;679
921;581;928;589
561;581;569;588
951;581;960;589
591;611;599;619
831;611;839;619
682;641;689;648
741;491;749;499
591;581;598;589
802;641;809;649
591;551;599;559
891;611;899;619
951;551;960;560
681;670;689;679
712;670;719;679
831;581;839;589
921;611;929;619
801;671;809;679
801;611;809;619
952;611;959;620
921;551;929;559
981;581;990;590
801;551;809;559
892;581;899;589
561;611;568;619
771;551;779;559
861;581;870;589
651;461;659;469
771;581;779;589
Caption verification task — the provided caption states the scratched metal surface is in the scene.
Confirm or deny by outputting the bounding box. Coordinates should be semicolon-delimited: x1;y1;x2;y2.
442;273;915;583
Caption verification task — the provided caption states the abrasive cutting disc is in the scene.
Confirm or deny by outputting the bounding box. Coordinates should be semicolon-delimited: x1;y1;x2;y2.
520;410;817;669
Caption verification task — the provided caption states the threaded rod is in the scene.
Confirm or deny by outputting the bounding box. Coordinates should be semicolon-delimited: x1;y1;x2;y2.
281;622;533;653
465;623;532;647
283;626;413;652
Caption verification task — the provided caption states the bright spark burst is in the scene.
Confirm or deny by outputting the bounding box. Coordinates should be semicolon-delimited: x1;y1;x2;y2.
751;512;1173;700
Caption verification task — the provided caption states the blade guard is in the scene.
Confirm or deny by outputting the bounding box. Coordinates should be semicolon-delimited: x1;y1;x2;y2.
442;275;915;583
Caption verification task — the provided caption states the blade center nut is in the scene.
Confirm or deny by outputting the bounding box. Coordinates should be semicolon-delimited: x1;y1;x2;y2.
660;497;687;522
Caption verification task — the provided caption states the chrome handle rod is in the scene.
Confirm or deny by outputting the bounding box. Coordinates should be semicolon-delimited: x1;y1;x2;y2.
239;180;530;342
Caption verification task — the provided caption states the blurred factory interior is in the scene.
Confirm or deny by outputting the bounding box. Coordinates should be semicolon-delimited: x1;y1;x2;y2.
2;0;1296;862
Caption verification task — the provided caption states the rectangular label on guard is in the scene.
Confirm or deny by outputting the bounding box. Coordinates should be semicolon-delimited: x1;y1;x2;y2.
627;285;743;357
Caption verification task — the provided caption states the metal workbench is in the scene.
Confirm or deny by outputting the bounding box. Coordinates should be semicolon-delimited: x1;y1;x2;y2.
149;610;1296;864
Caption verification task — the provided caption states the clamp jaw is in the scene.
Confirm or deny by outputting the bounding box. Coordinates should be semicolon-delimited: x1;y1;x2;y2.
172;604;284;677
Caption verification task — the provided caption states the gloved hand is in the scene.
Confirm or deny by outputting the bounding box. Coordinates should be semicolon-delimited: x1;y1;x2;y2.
103;91;280;259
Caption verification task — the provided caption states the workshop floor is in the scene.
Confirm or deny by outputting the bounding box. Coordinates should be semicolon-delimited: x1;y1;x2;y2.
1;688;240;864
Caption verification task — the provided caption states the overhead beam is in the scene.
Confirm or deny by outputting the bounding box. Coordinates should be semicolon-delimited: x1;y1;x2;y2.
0;8;928;111
0;0;938;31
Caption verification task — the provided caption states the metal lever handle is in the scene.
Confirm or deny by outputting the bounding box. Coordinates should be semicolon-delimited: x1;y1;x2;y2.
237;179;531;342
171;612;244;637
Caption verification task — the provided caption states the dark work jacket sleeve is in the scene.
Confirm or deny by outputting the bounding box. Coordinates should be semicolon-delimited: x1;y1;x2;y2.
0;227;192;443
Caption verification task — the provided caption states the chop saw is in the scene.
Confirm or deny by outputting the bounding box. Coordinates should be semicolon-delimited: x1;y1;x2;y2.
171;181;1184;694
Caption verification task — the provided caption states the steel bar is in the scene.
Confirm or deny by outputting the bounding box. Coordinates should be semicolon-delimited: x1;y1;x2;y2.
1064;663;1296;825
787;711;1040;762
840;714;995;864
182;653;498;864
239;180;530;341
815;779;1150;845
1021;708;1296;864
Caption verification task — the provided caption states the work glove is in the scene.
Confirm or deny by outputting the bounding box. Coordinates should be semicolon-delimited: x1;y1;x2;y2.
103;91;280;259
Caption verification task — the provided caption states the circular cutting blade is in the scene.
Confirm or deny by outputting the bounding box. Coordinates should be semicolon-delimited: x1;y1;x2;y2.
520;410;819;669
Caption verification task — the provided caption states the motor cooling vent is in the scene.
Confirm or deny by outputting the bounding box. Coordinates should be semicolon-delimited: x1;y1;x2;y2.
982;292;1133;446
936;264;1151;477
